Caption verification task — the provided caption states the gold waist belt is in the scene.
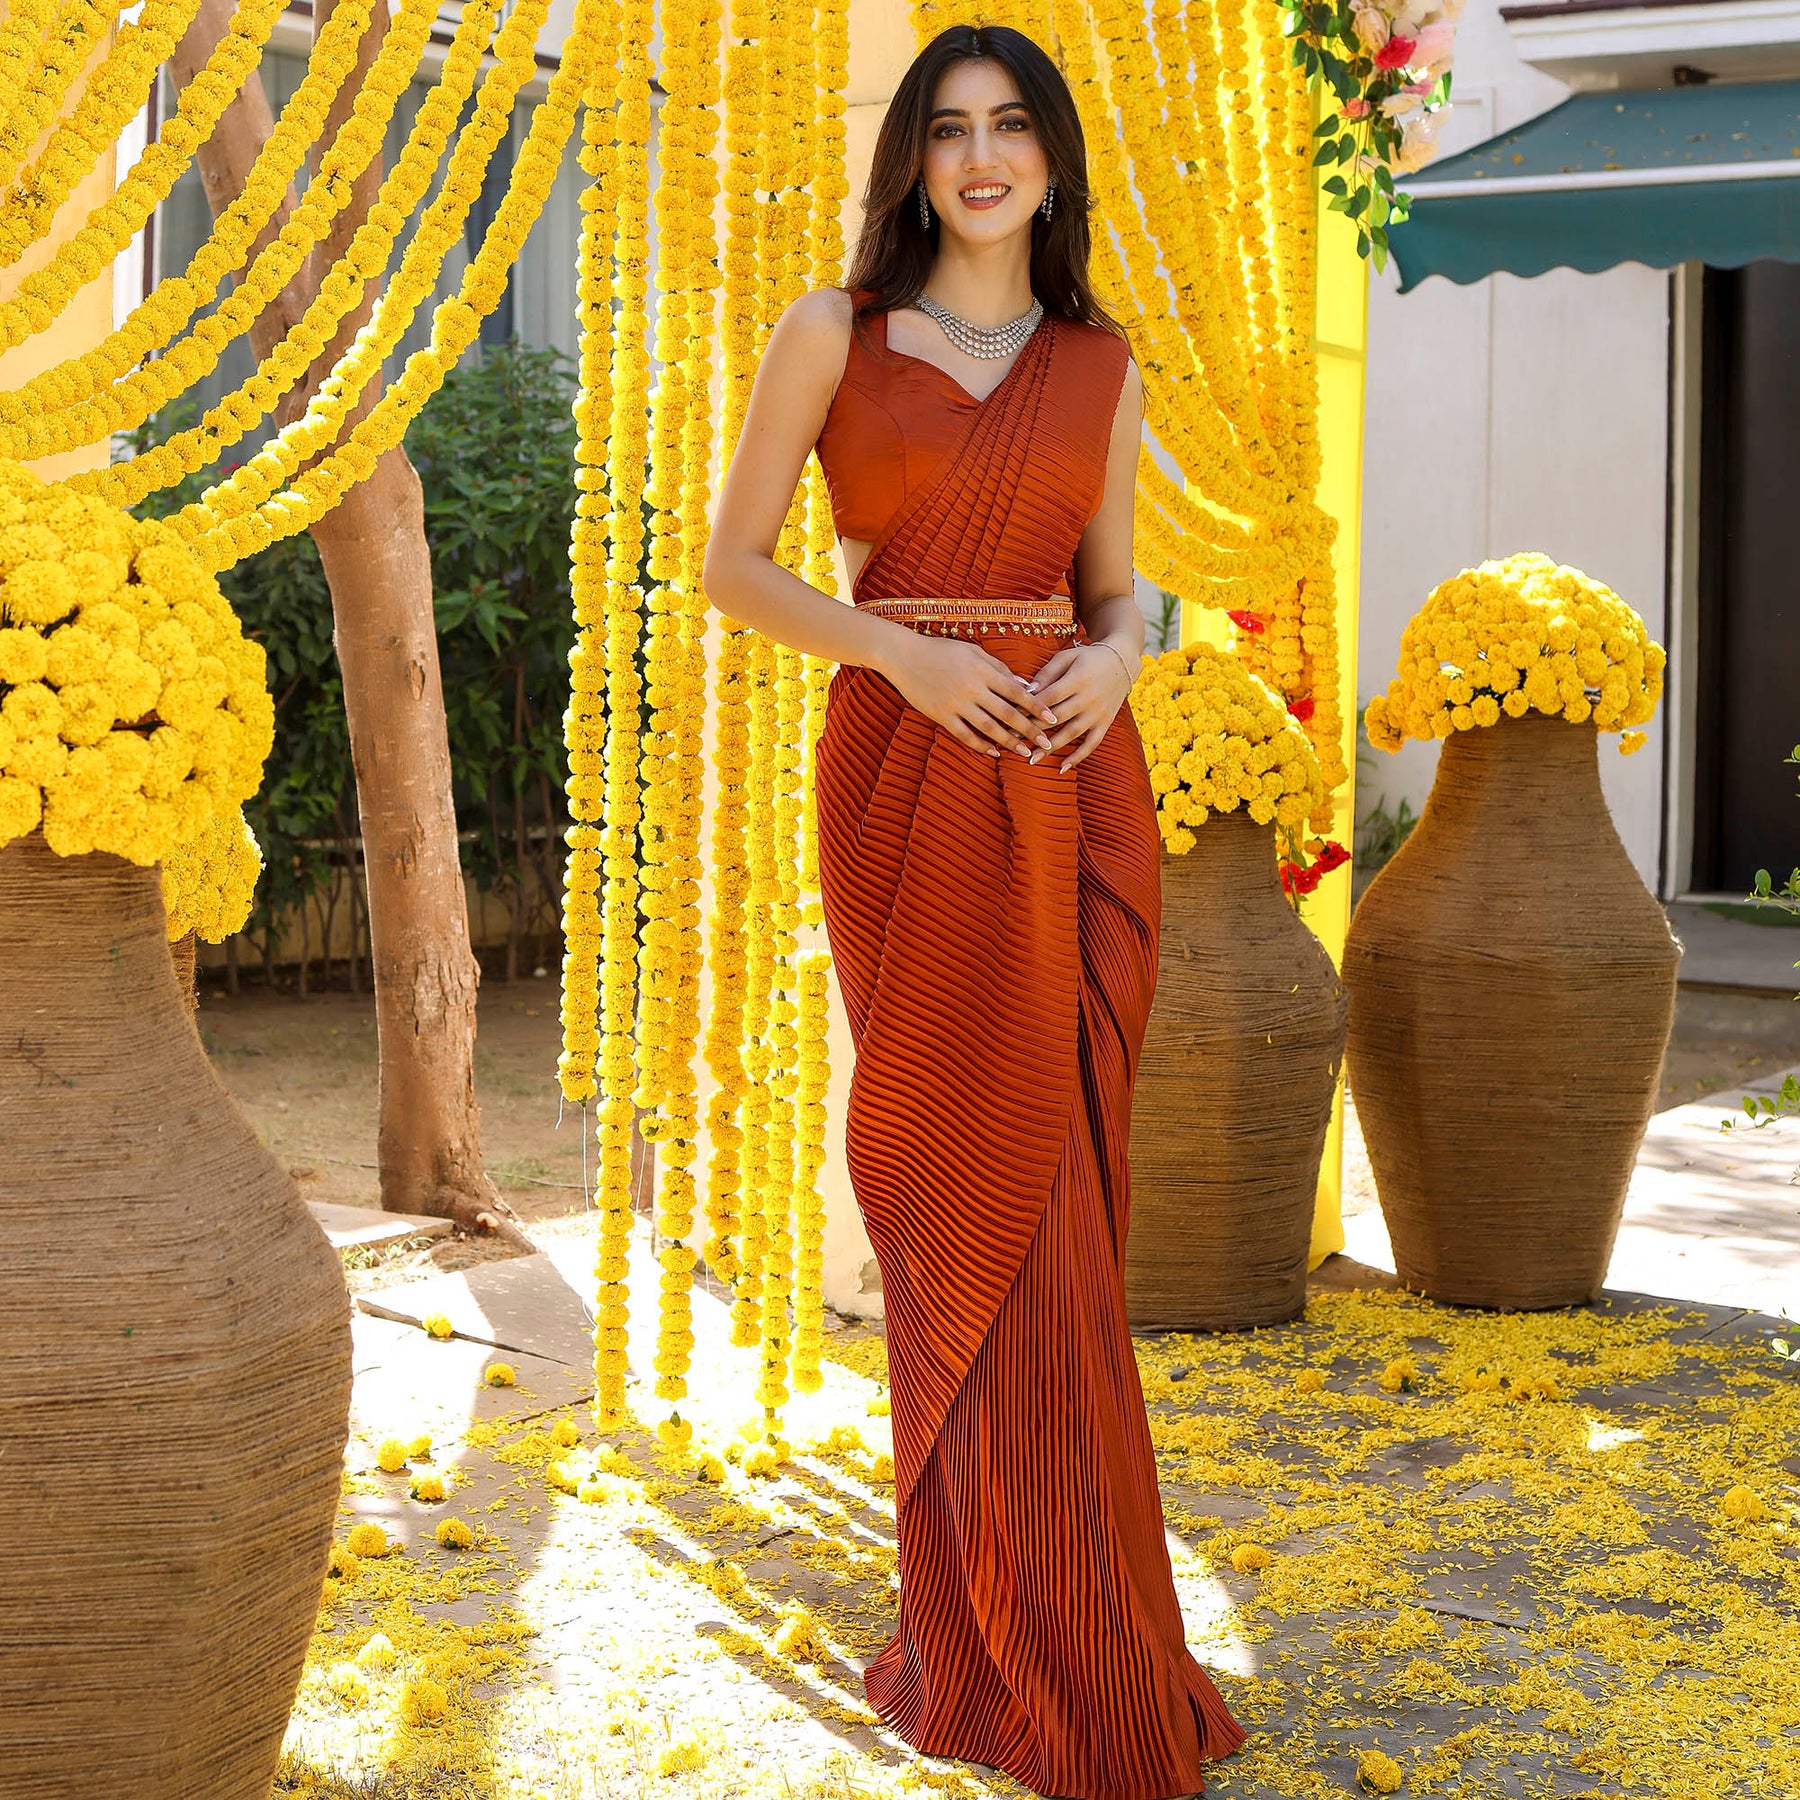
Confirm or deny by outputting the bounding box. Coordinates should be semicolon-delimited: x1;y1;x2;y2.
856;595;1077;637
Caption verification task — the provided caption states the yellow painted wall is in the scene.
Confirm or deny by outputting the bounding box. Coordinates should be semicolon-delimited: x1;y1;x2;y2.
0;13;119;480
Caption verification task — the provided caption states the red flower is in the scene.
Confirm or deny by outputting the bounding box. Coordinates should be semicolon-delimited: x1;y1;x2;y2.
1226;609;1267;635
1287;695;1316;724
1278;840;1349;899
1374;35;1417;70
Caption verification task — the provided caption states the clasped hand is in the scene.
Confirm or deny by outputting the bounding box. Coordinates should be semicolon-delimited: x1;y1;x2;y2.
885;622;1135;774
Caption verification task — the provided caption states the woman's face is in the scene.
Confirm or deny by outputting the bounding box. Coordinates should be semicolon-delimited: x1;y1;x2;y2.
919;57;1051;246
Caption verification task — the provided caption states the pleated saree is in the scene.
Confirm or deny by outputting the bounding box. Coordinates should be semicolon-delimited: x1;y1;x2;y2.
811;292;1248;1800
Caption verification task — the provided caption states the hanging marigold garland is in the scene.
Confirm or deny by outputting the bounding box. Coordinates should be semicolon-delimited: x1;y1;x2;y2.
0;0;1355;1466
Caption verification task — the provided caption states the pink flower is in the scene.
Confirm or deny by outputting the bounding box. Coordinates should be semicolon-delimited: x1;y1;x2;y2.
1411;20;1456;73
1343;97;1372;120
1374;34;1417;70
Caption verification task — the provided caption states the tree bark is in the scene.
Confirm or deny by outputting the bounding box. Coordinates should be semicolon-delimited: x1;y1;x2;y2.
169;0;527;1245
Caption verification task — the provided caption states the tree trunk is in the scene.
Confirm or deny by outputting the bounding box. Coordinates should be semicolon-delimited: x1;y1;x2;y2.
169;0;526;1244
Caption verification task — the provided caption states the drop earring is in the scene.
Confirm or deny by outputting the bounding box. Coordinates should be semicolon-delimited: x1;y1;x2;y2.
1040;181;1056;221
918;179;931;229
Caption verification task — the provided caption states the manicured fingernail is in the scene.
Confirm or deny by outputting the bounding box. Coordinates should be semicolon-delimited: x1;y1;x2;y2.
1029;750;1043;765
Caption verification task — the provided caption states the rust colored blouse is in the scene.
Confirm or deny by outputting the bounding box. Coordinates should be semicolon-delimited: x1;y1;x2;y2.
817;296;1110;602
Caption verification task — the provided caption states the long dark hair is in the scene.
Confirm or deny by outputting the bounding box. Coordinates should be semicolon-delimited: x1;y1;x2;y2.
842;22;1132;359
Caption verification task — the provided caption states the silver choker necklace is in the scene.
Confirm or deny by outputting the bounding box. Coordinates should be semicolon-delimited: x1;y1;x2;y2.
907;290;1044;359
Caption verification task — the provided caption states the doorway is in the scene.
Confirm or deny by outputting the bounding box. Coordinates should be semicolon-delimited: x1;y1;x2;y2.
1693;261;1800;895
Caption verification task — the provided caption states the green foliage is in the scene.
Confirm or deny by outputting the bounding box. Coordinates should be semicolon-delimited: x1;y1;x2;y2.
125;342;604;985
1150;587;1182;654
1351;702;1417;905
1276;0;1452;270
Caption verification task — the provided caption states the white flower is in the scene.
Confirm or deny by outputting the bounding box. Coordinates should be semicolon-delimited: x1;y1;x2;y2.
1392;109;1447;174
1352;1;1392;51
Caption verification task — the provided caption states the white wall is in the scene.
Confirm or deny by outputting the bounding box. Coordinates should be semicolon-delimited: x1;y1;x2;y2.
1358;0;1672;888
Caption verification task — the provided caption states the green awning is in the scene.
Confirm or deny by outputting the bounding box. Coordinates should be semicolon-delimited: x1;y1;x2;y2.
1391;79;1800;292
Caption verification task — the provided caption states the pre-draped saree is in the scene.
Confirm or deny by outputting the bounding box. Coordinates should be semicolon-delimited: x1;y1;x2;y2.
812;300;1249;1800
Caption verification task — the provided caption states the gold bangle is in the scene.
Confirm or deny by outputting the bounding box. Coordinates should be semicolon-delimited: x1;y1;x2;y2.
1092;640;1134;685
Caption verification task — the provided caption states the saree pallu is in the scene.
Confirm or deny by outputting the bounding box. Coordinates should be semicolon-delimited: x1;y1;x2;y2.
813;313;1249;1799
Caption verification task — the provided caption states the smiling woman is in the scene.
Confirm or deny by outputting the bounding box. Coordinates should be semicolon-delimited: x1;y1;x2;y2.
700;21;1249;1800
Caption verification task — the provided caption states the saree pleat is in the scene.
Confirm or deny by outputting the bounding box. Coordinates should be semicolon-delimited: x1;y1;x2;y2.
813;304;1248;1799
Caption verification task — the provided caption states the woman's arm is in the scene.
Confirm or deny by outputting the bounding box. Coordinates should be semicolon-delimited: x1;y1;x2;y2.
701;288;917;678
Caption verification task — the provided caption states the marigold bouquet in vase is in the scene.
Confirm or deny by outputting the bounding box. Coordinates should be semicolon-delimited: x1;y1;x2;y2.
1122;644;1348;1330
1347;553;1679;1310
0;458;352;1795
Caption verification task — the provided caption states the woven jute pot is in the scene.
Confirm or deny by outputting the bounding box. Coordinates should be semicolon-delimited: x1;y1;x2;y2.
1344;713;1680;1310
0;831;353;1798
1125;809;1348;1330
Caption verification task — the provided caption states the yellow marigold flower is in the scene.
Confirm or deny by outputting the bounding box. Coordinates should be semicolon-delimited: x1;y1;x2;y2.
434;1517;474;1550
345;1521;390;1559
409;1467;447;1503
1357;1747;1404;1793
695;1453;726;1483
1619;729;1647;755
1366;553;1663;756
407;1432;432;1460
421;1311;454;1341
654;1738;711;1776
550;1417;581;1448
868;1452;895;1486
484;1361;515;1387
1231;1543;1272;1574
741;1444;781;1479
546;1458;582;1495
398;1675;449;1727
375;1437;409;1473
325;1662;369;1708
1721;1484;1770;1523
1294;1368;1326;1393
866;1392;892;1417
1378;1356;1420;1394
326;1542;360;1580
355;1632;398;1670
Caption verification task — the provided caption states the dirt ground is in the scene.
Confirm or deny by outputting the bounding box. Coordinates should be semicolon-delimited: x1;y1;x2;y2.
196;968;1800;1284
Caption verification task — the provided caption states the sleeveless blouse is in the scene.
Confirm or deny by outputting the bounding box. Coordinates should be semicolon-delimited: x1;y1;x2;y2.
815;295;1127;606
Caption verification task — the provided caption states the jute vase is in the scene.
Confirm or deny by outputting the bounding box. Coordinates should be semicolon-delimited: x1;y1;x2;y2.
1125;809;1348;1330
1343;713;1680;1309
0;831;353;1798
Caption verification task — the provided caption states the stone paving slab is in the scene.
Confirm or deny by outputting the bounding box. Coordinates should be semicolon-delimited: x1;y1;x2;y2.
357;1248;598;1372
1667;901;1800;992
307;1198;452;1249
